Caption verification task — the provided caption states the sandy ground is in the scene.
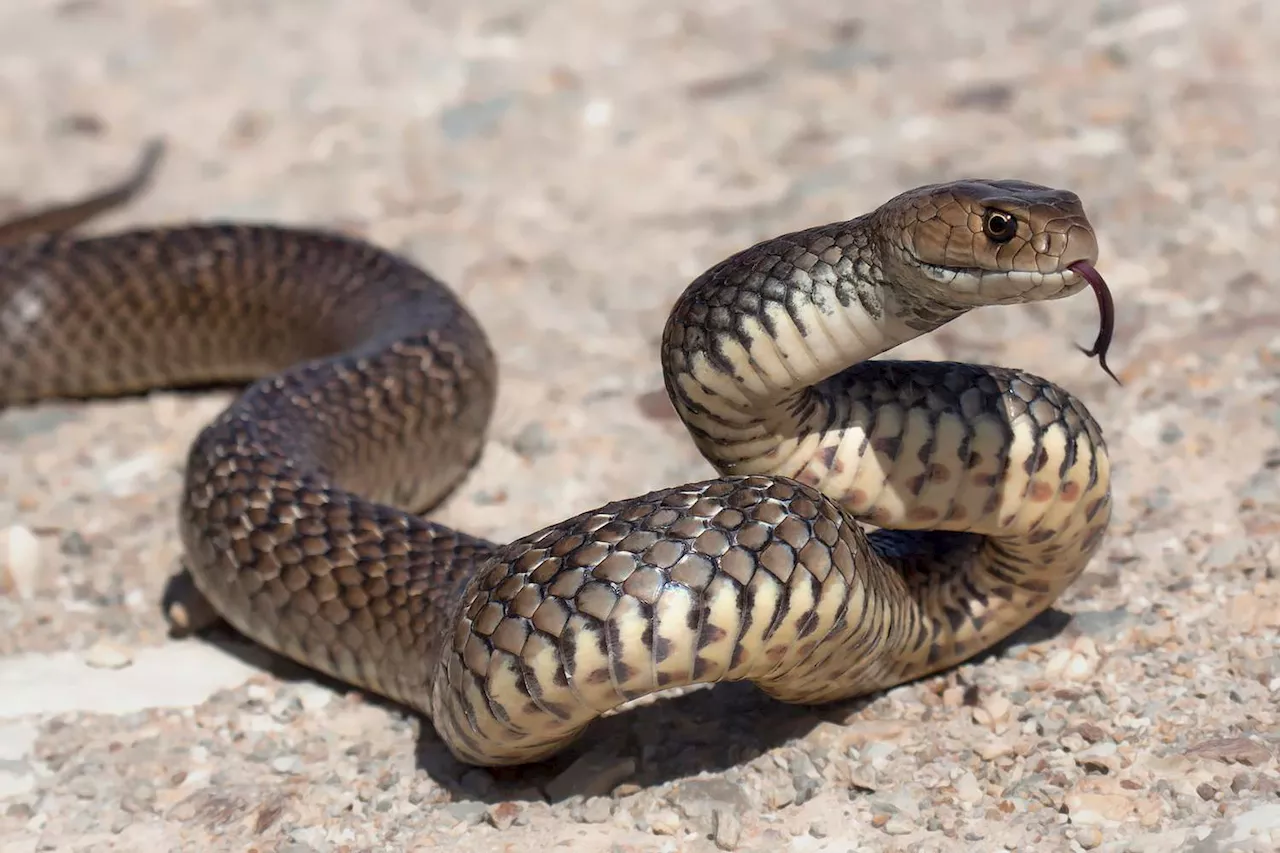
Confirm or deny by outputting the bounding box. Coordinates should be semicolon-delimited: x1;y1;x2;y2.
1;1;1278;851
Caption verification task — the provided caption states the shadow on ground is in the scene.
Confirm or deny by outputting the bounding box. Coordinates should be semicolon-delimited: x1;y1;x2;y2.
163;563;1073;806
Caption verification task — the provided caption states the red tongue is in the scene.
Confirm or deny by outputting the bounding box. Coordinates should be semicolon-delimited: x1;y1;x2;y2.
1069;261;1120;386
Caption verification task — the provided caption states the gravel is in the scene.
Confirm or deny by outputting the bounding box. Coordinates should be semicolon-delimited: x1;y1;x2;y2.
2;0;1279;851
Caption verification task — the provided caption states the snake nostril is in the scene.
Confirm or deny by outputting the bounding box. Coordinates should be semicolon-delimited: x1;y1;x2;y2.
1060;224;1100;269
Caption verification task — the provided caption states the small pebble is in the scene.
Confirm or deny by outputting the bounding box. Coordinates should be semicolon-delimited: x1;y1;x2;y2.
1201;537;1250;571
1074;826;1103;849
789;752;822;805
442;801;487;827
120;782;156;814
976;738;1015;760
882;816;914;835
1;525;40;598
577;796;613;824
848;762;879;791
1063;791;1132;825
271;756;301;774
7;802;34;820
646;808;681;835
68;775;98;800
285;826;328;851
973;694;1012;729
955;771;984;805
762;775;797;809
486;801;521;830
667;776;753;822
712;807;742;850
1075;722;1109;743
294;684;335;712
1184;736;1273;767
1075;742;1121;774
862;742;897;765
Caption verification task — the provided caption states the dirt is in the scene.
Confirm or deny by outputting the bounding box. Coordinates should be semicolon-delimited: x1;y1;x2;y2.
1;1;1278;851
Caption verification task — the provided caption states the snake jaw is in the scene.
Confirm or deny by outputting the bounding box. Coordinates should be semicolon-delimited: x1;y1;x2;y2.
922;264;1084;304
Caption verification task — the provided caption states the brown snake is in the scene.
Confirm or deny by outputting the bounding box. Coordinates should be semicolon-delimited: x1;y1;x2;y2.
0;143;1115;766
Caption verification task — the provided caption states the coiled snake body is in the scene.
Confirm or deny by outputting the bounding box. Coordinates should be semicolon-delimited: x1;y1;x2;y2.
0;145;1114;766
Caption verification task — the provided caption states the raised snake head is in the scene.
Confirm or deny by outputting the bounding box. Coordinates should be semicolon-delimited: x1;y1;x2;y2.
873;178;1117;382
876;178;1101;308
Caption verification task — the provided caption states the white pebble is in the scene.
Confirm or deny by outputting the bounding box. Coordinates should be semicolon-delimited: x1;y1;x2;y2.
976;738;1016;760
882;816;914;835
647;808;681;835
973;693;1013;730
1044;648;1073;678
1;524;41;599
271;755;301;774
712;807;741;850
863;742;897;767
102;451;167;495
295;683;335;712
1066;653;1098;680
1045;642;1099;682
1075;826;1103;849
955;771;984;805
583;100;612;127
83;640;134;670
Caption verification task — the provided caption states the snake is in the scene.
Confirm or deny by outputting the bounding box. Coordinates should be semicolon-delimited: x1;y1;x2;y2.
0;141;1115;767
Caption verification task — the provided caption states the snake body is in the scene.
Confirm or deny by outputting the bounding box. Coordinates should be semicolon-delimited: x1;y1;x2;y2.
0;146;1112;766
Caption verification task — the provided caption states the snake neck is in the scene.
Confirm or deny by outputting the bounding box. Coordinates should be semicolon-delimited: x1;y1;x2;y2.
661;222;964;467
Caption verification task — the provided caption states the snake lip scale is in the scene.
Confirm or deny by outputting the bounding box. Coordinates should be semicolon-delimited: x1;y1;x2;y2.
0;144;1116;767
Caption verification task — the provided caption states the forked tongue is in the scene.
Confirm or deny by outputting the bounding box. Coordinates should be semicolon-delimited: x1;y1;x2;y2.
1068;261;1120;386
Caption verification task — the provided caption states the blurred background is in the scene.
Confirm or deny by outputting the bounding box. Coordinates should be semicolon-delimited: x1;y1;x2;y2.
2;2;1277;851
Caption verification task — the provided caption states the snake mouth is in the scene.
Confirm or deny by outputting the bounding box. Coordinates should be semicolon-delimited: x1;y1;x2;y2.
916;259;1084;303
1069;261;1119;385
915;257;1119;385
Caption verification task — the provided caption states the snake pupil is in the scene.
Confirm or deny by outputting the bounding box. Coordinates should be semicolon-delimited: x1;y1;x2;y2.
983;210;1017;243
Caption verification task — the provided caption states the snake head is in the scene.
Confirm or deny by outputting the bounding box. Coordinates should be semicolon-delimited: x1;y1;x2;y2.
878;178;1100;308
877;179;1118;383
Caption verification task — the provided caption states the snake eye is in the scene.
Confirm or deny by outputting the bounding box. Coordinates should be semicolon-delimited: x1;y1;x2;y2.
982;210;1018;243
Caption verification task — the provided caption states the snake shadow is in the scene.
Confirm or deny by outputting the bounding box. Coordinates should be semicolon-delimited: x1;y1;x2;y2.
409;605;1073;805
164;568;1073;805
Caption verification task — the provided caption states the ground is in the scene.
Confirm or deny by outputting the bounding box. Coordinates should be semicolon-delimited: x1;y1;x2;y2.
1;1;1278;851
